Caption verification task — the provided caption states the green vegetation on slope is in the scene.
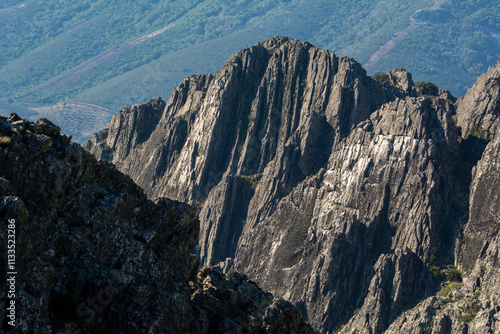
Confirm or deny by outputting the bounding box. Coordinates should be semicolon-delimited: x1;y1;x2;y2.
0;0;498;141
369;0;500;94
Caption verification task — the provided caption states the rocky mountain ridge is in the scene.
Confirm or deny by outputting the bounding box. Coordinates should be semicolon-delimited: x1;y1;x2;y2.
85;37;500;333
0;113;312;333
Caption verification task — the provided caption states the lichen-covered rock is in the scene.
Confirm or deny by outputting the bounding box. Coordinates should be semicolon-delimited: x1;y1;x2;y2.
85;37;500;333
192;266;314;334
0;113;312;333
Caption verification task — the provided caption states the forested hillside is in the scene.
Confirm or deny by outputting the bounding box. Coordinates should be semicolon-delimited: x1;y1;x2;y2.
0;0;498;141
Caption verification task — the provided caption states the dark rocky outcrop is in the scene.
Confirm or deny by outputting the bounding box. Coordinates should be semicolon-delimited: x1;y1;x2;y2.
85;37;500;333
0;114;312;333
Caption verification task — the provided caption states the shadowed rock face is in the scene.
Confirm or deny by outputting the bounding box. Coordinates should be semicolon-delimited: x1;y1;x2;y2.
0;114;312;333
85;37;500;333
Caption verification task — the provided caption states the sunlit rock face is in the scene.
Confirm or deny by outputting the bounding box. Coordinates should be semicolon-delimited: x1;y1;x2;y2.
86;37;500;333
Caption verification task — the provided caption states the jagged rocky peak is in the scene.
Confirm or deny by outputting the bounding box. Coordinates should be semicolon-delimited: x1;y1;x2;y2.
382;62;500;334
0;113;312;333
85;36;500;334
386;67;416;95
86;36;393;201
456;61;500;140
84;96;166;162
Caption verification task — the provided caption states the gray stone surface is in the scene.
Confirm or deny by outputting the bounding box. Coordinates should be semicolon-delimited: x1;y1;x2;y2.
86;37;500;333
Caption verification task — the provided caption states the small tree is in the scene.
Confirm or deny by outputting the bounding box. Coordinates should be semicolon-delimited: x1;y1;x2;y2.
372;72;390;86
446;268;462;282
430;266;441;277
416;80;438;96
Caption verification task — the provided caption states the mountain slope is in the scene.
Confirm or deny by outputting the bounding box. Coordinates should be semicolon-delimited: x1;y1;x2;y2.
380;62;500;334
84;37;500;333
85;37;500;333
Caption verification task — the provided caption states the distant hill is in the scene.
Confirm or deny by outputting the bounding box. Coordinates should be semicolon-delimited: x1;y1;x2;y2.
0;0;498;141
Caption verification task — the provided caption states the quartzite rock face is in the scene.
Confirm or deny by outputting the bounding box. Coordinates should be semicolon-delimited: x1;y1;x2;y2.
456;62;500;140
85;37;500;333
85;36;393;263
0;114;312;333
381;61;500;334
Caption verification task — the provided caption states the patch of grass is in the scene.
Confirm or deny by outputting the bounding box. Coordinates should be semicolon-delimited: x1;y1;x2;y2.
427;319;434;334
430;266;441;277
460;300;482;323
416;80;438;96
468;128;487;139
471;302;481;313
101;143;111;151
438;281;463;297
334;325;344;334
240;173;261;190
460;314;473;323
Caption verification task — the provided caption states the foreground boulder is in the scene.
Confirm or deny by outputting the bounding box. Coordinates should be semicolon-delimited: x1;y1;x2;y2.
0;113;312;333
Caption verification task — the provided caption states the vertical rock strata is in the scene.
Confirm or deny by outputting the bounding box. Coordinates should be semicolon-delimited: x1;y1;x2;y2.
382;62;500;334
85;37;500;333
